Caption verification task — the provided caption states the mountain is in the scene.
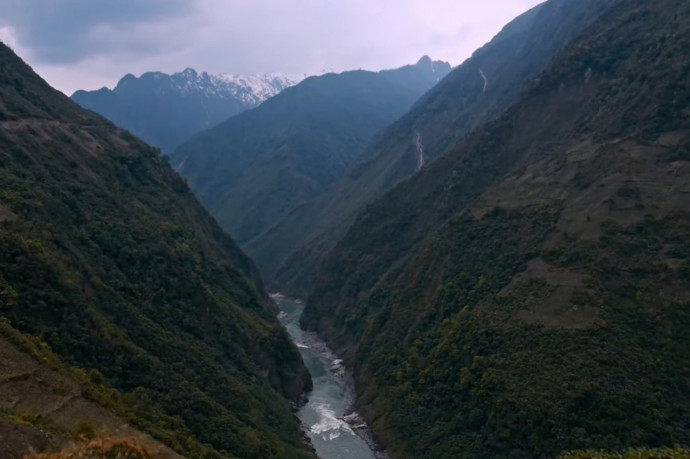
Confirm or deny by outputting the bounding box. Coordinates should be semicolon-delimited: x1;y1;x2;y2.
71;68;302;153
169;58;451;248
303;0;690;457
0;42;313;458
250;0;620;296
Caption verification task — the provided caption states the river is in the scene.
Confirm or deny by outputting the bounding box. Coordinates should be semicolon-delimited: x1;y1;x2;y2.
275;296;380;459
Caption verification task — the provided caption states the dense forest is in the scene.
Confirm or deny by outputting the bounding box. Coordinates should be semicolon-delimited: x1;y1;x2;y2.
0;42;313;458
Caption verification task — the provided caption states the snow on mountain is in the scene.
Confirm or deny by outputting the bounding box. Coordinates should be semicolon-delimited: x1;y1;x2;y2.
71;68;307;153
165;68;305;104
215;72;306;105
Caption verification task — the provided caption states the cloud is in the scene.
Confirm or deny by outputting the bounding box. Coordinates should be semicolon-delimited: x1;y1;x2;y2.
0;26;19;49
0;0;543;94
0;0;193;63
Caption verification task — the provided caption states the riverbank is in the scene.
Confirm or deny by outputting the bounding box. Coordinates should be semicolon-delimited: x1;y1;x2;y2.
273;295;388;459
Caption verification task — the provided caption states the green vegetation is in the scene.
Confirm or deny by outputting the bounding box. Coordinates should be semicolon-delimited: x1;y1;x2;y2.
340;212;690;458
0;43;312;458
303;0;690;457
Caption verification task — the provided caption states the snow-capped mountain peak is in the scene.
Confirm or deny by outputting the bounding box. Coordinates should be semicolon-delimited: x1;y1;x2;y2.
214;72;305;105
156;68;304;104
72;68;308;153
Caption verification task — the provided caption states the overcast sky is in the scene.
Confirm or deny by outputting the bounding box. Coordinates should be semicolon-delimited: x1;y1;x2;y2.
0;0;543;95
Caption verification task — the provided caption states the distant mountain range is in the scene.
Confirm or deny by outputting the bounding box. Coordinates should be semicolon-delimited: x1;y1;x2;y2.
169;57;451;249
72;68;303;152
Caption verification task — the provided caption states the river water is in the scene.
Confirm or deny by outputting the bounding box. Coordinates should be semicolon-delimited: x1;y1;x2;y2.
275;296;379;459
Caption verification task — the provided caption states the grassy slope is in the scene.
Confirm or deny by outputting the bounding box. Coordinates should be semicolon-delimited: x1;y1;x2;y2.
0;43;313;458
255;0;620;297
304;0;690;457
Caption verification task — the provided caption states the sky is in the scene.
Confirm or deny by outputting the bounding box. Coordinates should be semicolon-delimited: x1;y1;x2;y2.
0;0;543;95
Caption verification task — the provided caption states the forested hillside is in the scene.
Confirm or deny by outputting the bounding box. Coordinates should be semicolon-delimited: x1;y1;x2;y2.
0;42;313;458
304;0;690;456
251;0;620;296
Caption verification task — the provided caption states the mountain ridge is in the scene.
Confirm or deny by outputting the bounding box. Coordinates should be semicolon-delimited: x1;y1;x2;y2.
71;68;303;153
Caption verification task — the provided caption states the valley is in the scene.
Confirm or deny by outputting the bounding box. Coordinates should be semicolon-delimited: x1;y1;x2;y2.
167;57;450;250
2;0;690;457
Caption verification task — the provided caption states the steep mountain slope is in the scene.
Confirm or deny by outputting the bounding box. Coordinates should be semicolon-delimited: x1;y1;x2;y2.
0;320;181;458
72;69;301;153
304;0;690;457
0;43;313;458
252;0;619;296
169;58;450;247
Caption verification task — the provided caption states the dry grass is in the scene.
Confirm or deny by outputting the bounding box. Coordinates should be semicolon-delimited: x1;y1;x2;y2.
24;437;152;459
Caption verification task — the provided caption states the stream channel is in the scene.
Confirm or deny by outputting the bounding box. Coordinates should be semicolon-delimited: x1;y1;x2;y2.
274;295;382;459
